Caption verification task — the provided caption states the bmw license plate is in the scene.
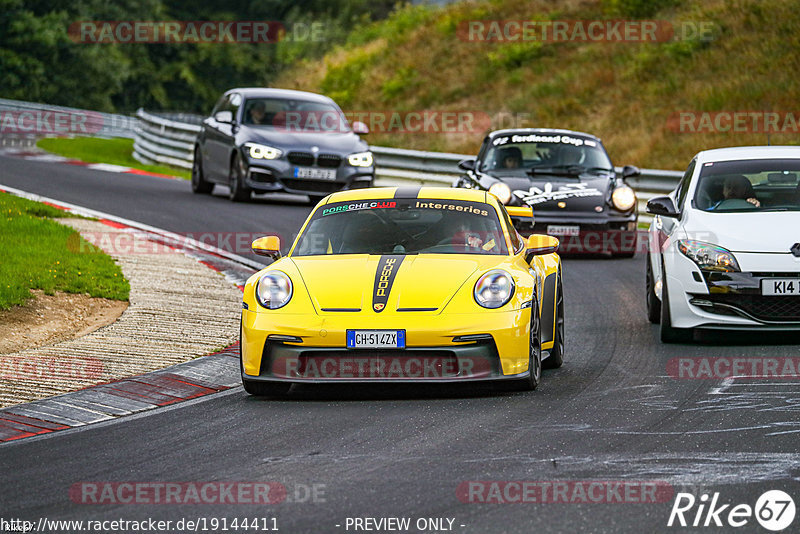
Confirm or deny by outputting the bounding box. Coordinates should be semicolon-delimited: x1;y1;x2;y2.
762;279;800;296
547;225;580;236
294;167;337;180
347;330;406;349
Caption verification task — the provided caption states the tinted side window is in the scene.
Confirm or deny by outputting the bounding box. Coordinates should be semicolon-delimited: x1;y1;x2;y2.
497;204;523;253
675;159;696;210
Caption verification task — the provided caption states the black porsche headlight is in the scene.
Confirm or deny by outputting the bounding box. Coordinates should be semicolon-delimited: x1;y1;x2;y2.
489;182;512;205
611;185;636;211
255;271;293;309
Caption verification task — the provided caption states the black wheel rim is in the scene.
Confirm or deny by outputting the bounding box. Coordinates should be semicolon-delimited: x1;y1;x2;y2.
555;280;564;355
530;304;541;381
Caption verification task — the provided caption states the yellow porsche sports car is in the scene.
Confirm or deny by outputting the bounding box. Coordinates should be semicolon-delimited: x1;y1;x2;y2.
240;186;564;395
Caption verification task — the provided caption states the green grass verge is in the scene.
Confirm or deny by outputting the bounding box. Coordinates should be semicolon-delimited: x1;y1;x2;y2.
0;193;130;310
36;137;190;180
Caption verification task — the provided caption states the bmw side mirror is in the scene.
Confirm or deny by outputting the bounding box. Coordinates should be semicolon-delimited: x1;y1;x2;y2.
458;159;476;172
352;121;369;135
646;196;679;218
214;111;234;123
621;165;641;179
251;236;281;261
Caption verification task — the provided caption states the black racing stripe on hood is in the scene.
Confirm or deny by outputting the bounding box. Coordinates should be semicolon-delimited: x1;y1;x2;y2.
393;186;421;199
372;255;405;312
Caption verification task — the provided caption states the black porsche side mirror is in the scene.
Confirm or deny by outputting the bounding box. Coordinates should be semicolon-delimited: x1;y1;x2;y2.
458;159;476;172
646;196;679;218
621;165;641;179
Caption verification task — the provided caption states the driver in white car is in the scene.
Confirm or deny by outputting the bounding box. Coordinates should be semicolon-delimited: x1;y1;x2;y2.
711;174;761;208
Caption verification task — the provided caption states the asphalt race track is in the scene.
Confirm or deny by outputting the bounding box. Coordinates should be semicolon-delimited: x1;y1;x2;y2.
2;154;800;533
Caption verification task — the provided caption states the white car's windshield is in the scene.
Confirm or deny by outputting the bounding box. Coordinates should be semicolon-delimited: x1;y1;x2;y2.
694;159;800;212
293;199;509;256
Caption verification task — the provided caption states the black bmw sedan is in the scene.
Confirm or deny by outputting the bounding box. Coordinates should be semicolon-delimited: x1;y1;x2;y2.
192;88;374;202
455;128;640;257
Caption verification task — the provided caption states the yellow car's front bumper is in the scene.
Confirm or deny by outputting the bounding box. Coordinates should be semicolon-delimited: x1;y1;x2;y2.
241;308;534;383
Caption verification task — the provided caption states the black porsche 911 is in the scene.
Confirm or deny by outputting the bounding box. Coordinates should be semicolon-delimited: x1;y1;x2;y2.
454;128;640;257
192;88;374;202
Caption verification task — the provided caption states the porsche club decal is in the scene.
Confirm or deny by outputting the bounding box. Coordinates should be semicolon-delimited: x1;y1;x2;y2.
373;255;405;312
514;183;603;206
321;201;396;217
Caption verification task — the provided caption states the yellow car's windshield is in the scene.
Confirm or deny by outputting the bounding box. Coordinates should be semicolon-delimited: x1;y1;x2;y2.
293;198;509;256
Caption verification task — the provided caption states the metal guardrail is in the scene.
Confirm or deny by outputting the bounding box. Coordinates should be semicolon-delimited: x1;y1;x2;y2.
133;108;682;221
0;97;136;139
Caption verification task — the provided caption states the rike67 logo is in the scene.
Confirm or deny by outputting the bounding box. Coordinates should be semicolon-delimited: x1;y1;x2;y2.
668;490;795;531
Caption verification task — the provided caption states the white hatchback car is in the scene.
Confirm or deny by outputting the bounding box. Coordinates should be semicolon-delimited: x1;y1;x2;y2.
646;146;800;342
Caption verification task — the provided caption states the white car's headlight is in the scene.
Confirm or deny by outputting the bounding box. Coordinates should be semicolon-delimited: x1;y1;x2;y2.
255;271;293;309
474;270;515;309
489;182;512;205
347;151;373;167
677;240;740;272
246;143;282;160
611;185;636;211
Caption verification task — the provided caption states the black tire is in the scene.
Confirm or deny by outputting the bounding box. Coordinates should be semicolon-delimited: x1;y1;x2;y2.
512;295;542;391
646;254;661;324
543;273;564;369
228;152;251;202
191;147;213;194
242;379;292;397
660;263;693;343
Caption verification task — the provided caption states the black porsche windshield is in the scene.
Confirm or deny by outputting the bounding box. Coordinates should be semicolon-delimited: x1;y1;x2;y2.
482;133;613;174
292;199;509;256
242;98;349;132
694;159;800;212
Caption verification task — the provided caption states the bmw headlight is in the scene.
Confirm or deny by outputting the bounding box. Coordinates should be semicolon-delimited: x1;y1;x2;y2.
474;270;515;309
489;182;512;205
255;271;293;309
611;185;636;211
677;240;740;272
347;151;373;167
246;143;282;160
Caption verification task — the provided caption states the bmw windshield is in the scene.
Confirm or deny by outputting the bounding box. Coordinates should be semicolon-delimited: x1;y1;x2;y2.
242;97;349;132
694;159;800;212
293;199;509;256
482;133;613;176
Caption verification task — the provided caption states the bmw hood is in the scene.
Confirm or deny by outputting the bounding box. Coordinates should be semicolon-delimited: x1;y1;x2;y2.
289;255;492;313
488;171;612;212
238;127;367;154
683;210;800;254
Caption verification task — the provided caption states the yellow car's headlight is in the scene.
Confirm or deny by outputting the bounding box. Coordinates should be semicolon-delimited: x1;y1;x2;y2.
255;271;293;309
489;182;512;205
611;185;636;211
246;143;282;160
474;270;515;309
347;151;373;167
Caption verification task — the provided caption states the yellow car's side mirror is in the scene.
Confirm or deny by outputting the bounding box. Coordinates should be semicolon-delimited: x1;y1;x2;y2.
525;234;559;260
251;236;281;261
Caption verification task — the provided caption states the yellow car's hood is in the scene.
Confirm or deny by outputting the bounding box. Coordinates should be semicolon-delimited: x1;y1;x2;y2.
290;255;493;313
